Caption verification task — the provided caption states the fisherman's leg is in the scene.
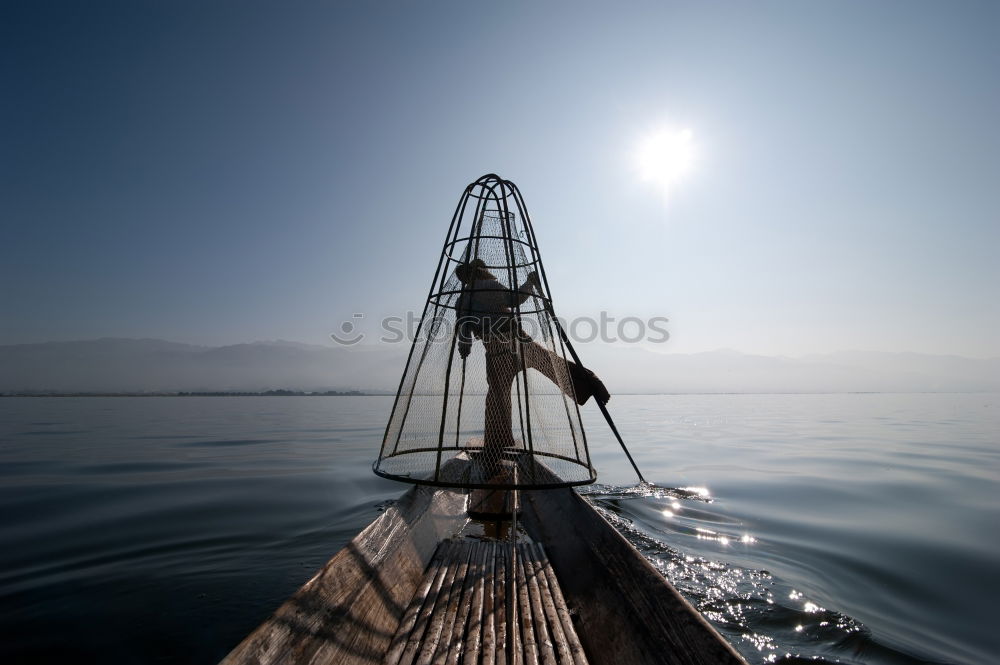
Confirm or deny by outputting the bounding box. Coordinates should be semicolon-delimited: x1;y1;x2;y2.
519;338;610;406
519;339;573;393
483;343;518;459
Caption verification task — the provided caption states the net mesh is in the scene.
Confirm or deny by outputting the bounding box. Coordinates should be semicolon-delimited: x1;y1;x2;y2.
374;175;596;489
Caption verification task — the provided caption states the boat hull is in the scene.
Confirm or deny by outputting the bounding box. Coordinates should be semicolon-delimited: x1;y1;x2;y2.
221;465;746;665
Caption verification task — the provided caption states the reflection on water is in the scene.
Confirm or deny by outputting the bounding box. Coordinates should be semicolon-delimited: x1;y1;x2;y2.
582;483;945;664
0;394;996;664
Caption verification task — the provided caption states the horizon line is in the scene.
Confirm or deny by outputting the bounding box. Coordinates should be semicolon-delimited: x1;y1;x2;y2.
1;336;998;362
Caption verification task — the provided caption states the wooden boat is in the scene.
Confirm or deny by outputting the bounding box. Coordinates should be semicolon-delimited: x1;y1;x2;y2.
220;455;748;665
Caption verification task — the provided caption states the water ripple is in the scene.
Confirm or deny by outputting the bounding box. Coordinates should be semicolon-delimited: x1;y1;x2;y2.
585;485;953;665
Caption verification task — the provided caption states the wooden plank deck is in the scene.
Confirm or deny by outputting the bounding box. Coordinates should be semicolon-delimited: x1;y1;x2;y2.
385;540;588;665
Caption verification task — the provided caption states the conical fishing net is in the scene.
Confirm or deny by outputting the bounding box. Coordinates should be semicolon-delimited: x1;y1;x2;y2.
374;175;596;489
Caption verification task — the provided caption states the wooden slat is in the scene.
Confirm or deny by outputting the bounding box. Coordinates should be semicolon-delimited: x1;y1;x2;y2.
522;544;558;665
461;541;488;665
527;544;567;663
480;541;497;665
415;542;469;665
432;541;474;664
442;541;478;664
531;543;587;665
494;543;508;665
386;542;451;665
514;544;540;665
395;541;456;665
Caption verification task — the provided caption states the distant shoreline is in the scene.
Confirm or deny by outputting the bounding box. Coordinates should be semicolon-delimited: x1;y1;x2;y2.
7;389;993;398
0;390;382;397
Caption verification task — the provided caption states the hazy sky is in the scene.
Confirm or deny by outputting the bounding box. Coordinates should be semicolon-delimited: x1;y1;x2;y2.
3;1;998;357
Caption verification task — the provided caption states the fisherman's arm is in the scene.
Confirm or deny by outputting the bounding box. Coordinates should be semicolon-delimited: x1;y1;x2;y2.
456;318;475;359
513;271;541;305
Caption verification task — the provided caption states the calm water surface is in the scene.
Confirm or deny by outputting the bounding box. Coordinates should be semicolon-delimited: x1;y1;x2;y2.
0;394;996;664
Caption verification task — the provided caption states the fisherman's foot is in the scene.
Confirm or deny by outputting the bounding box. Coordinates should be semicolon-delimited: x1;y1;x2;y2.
570;364;610;406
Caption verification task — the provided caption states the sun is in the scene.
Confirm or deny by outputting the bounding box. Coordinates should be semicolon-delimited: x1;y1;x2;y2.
635;127;695;199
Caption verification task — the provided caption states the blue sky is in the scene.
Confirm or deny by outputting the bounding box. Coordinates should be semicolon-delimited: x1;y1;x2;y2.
3;1;998;357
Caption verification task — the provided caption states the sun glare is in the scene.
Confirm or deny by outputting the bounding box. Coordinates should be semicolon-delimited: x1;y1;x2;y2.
635;127;695;199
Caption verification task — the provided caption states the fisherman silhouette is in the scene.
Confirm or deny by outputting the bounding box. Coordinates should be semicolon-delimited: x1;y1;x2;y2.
454;258;610;455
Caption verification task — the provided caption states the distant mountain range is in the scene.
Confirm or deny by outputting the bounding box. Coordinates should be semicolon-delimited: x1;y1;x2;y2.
1;338;998;394
0;338;406;394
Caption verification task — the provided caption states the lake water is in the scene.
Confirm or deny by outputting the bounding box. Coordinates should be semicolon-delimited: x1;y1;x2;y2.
0;394;996;664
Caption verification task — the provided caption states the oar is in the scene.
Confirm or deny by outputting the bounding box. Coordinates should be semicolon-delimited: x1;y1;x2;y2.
550;318;649;485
